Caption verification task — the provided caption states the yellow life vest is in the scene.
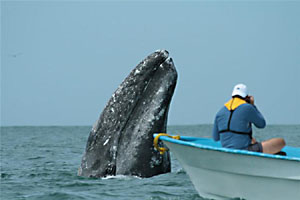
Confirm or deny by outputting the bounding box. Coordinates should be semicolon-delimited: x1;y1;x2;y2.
224;97;247;111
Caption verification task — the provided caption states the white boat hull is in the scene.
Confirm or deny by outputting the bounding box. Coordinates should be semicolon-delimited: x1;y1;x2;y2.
164;140;300;200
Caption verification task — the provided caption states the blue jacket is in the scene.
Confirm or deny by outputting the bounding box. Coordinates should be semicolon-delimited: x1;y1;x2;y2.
212;99;266;149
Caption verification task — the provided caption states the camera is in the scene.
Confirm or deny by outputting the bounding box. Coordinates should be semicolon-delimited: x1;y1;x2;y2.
245;96;251;104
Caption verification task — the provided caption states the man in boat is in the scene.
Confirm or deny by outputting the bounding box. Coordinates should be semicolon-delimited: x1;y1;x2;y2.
212;83;286;155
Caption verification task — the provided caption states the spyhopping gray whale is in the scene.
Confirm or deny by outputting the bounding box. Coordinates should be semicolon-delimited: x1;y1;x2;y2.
78;50;177;178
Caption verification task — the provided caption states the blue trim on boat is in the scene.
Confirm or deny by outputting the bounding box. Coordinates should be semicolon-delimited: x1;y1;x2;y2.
154;134;300;162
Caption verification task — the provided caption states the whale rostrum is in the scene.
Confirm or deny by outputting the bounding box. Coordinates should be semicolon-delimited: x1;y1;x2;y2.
78;50;177;178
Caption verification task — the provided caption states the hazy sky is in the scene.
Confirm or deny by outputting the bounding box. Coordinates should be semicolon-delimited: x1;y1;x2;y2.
1;1;300;126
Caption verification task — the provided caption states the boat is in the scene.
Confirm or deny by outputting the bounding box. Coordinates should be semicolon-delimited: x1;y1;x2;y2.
153;134;300;200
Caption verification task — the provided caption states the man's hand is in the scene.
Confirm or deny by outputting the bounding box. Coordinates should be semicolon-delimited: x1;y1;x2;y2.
251;138;257;144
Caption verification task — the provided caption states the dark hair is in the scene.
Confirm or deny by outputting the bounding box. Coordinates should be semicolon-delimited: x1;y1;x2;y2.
232;95;246;100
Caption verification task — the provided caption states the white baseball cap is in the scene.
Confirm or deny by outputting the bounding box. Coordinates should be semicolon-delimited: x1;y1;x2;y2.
232;83;248;98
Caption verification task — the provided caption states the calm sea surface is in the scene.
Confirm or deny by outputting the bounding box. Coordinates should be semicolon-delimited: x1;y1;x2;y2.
1;125;300;200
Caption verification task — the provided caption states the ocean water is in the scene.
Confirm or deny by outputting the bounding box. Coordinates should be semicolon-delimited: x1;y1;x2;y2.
1;125;299;200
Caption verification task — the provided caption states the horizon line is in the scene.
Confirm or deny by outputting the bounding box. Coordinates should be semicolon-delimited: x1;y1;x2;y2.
1;123;300;128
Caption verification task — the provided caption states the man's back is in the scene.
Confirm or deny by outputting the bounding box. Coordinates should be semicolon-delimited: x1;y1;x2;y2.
213;99;266;149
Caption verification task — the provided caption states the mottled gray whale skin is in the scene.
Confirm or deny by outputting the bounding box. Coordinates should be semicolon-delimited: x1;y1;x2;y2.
78;50;177;178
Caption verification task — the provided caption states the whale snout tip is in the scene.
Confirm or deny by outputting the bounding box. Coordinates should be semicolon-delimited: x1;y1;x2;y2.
166;57;173;63
155;49;169;58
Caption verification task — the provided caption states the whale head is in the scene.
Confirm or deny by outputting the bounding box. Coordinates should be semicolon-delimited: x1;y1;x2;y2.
79;50;177;178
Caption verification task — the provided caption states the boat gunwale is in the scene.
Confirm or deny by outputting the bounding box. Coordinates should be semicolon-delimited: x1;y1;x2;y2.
154;134;300;162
